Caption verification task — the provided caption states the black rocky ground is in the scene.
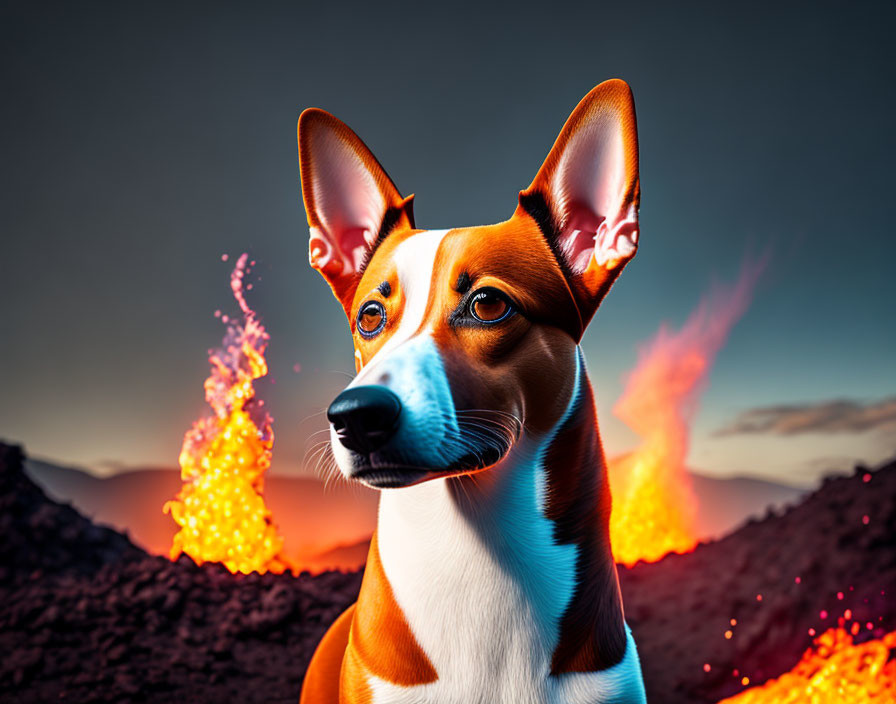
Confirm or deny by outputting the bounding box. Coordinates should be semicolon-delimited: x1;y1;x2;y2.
621;456;896;702
1;439;894;703
0;443;360;703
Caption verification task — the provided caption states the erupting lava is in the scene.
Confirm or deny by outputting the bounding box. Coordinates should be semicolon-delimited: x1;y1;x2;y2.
609;258;765;566
164;254;287;575
719;627;896;703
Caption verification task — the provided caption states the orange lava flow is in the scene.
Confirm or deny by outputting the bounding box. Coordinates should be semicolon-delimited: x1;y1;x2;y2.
609;259;765;567
718;628;896;703
164;254;287;575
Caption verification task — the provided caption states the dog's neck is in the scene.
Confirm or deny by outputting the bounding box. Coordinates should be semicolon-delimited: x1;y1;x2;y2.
355;349;627;694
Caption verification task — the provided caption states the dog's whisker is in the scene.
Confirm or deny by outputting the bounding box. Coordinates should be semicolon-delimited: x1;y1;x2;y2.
327;369;356;380
299;408;331;424
302;440;332;467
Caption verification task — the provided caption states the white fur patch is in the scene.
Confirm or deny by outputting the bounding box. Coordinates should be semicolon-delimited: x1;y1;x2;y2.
353;229;449;376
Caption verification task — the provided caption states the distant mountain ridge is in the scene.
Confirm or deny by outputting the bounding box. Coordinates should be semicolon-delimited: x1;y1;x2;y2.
25;457;806;572
24;458;379;571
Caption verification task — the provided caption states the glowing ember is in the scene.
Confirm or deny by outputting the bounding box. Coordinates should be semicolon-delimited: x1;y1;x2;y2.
718;628;896;703
164;253;287;575
609;258;766;566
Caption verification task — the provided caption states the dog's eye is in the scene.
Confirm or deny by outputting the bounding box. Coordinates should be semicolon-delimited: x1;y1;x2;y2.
469;288;514;324
357;301;386;338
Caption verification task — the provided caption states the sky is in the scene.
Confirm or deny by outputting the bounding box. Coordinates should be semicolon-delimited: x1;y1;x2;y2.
1;0;894;487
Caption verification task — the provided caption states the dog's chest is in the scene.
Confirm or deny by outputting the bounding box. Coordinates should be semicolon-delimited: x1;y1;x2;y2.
364;465;644;704
372;465;566;700
365;632;644;704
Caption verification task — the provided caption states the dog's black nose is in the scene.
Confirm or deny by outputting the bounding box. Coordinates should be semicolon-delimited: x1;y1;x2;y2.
327;385;402;454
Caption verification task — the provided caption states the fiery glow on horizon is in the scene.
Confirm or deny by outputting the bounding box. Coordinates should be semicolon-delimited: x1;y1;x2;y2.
718;627;896;703
164;253;287;575
610;258;766;566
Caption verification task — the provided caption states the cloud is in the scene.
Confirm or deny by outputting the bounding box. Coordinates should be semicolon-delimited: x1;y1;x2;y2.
715;397;896;436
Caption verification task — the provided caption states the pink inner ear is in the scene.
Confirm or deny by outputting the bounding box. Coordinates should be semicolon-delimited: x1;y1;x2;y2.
559;205;605;273
551;115;629;273
310;128;388;275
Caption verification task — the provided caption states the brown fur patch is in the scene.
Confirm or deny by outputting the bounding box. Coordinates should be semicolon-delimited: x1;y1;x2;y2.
299;604;354;704
349;531;438;687
544;376;627;673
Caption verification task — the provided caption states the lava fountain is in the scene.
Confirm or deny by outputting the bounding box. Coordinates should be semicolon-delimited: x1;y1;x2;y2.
718;627;896;703
609;257;766;566
164;253;287;575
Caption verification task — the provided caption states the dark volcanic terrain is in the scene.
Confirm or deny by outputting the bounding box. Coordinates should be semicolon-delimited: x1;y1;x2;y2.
1;440;893;703
0;443;360;703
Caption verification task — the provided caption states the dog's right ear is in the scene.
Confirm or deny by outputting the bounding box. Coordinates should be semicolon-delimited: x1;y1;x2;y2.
298;109;415;316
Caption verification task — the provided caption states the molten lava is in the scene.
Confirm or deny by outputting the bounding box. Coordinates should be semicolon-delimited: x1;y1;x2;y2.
609;259;765;566
164;254;287;575
718;627;896;703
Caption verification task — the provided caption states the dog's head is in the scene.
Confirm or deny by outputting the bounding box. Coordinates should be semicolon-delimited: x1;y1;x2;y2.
298;80;639;489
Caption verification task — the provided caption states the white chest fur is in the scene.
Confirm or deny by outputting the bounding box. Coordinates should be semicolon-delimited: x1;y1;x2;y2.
370;441;647;704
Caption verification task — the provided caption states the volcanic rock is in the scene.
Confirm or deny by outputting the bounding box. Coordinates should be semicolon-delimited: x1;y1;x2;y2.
0;442;361;703
620;459;896;702
0;439;893;703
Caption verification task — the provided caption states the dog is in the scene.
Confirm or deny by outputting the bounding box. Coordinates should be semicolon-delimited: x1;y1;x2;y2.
297;79;647;704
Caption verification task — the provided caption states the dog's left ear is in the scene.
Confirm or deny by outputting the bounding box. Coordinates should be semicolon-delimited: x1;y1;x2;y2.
516;79;640;335
298;109;415;316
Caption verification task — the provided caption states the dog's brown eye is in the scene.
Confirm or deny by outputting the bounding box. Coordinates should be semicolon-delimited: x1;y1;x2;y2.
357;301;386;338
470;289;513;324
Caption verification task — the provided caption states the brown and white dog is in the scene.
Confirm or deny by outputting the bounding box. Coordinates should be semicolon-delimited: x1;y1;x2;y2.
297;80;647;703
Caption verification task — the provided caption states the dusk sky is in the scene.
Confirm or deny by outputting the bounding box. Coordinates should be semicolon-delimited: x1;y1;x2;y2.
1;0;894;486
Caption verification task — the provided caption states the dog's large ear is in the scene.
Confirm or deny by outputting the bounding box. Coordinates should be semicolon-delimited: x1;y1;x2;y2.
516;79;639;335
298;109;415;316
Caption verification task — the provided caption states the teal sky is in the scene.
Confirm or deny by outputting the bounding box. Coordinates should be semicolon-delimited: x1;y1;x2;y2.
1;0;894;485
